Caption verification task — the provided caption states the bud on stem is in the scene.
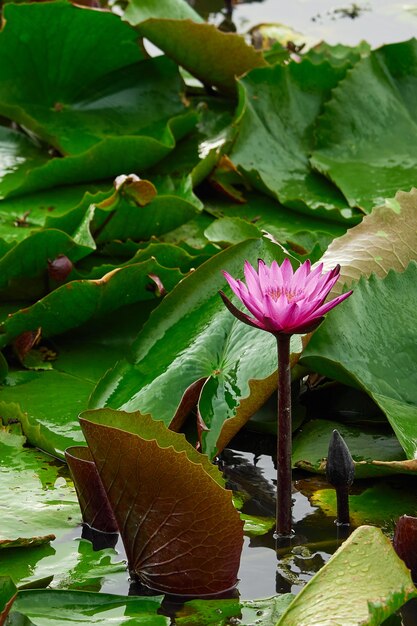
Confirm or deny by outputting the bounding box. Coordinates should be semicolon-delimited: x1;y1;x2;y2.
326;429;355;525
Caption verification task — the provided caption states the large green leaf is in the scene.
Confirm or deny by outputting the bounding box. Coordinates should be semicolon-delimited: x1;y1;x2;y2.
0;429;80;548
276;526;417;626
6;590;167;626
0;301;155;456
80;409;243;595
0;259;183;346
312;39;417;211
126;3;266;95
230;60;357;219
90;238;303;458
320;188;417;296
0;3;196;195
0;538;128;593
203;190;349;255
301;263;417;459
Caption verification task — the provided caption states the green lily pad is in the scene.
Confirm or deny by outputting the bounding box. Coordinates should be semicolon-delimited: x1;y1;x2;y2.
0;259;183;346
230;60;355;219
301;263;417;459
176;594;294;626
6;589;167;626
312;40;417;211
292;419;413;478
276;526;417;626
0;577;17;625
0;184;104;246
90;237;303;458
0;538;128;593
241;514;275;537
204;190;350;253
0;3;196;196
320;188;417;296
311;483;417;529
0;431;80;548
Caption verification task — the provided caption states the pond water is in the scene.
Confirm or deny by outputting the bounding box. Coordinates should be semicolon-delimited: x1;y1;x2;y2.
189;0;417;47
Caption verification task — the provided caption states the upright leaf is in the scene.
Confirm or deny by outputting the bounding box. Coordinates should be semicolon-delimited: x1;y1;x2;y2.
80;409;243;595
301;263;417;459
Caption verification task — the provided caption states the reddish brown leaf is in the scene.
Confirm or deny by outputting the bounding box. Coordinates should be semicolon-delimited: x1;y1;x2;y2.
80;409;243;596
65;446;118;533
394;515;417;581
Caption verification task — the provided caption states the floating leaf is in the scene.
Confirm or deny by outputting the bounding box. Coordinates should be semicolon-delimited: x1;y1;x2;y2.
80;408;243;595
6;589;167;626
90;238;303;458
230;60;357;219
276;526;417;626
301;264;417;459
0;538;127;593
176;594;294;626
0;431;80;548
311;484;417;529
312;40;417;211
204;190;348;255
320;188;417;296
292;419;412;478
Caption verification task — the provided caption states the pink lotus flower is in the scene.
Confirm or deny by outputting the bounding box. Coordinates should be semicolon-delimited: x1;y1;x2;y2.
220;258;352;335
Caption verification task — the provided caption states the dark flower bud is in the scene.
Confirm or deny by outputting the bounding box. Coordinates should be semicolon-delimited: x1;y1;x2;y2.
48;255;73;282
326;429;355;487
393;515;417;581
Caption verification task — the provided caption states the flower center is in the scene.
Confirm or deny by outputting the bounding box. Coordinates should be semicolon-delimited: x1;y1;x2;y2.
268;286;303;302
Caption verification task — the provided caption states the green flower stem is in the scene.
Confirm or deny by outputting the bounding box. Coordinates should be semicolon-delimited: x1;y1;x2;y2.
276;334;292;537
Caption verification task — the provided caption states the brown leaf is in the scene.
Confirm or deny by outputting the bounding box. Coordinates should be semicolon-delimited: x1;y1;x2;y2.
80;409;243;596
65;446;118;533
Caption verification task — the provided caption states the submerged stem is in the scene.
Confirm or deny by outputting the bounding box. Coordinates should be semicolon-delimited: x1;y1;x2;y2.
276;334;292;537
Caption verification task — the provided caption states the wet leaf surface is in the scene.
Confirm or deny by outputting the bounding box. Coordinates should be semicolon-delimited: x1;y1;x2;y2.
276;526;417;625
230;60;356;219
6;589;167;626
0;431;80;548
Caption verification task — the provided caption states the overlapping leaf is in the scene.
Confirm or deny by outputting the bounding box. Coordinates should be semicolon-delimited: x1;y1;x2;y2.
0;2;196;196
301;263;417;459
312;39;417;211
80;409;243;595
319;188;417;296
230;60;358;219
126;0;266;95
6;590;167;626
90;238;303;458
0;429;80;548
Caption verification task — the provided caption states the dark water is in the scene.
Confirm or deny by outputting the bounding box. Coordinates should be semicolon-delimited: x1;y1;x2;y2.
190;0;417;47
